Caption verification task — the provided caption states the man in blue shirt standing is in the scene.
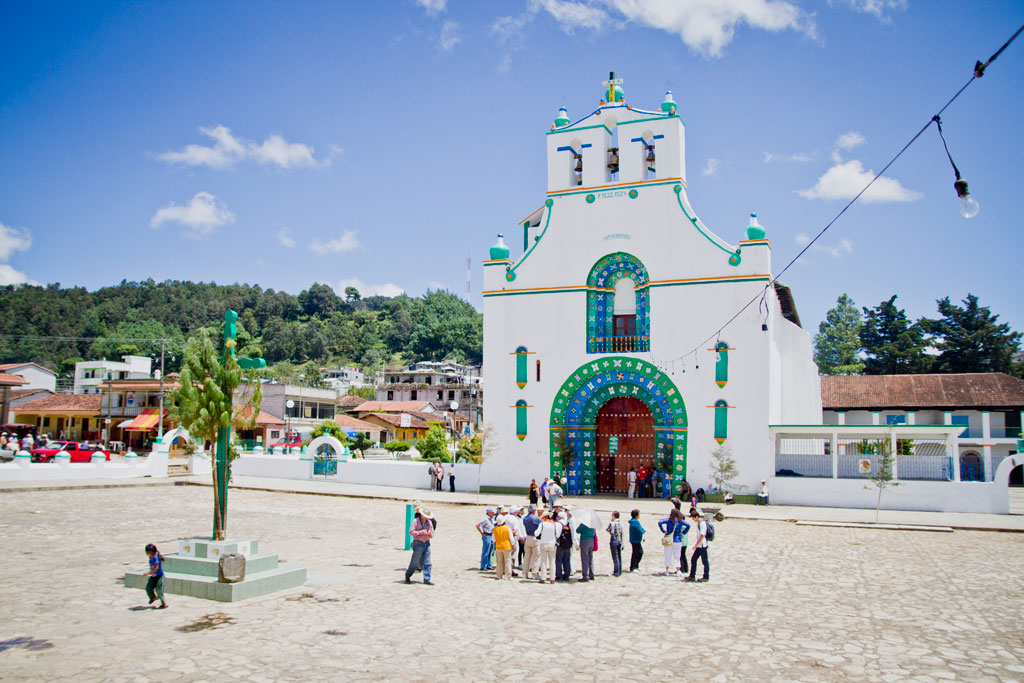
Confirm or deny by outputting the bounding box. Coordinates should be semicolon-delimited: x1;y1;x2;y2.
521;504;542;580
475;508;496;571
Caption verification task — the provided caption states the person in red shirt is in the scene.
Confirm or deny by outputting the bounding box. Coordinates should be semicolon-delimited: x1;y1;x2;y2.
637;465;648;499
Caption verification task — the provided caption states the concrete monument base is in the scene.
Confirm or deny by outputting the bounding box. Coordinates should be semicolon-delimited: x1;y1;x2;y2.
123;537;306;602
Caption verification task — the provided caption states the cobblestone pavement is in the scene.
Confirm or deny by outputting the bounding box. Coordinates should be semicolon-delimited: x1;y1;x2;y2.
1;486;1022;682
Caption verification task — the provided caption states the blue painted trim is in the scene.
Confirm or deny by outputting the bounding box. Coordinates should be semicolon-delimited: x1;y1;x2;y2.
556;143;592;155
629;134;665;146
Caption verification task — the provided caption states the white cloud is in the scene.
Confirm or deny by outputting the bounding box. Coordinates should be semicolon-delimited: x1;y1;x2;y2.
835;131;866;150
336;277;403;298
415;0;447;14
249;135;321;169
529;0;608;32
490;13;533;43
798;160;922;203
495;54;513;73
439;20;461;51
0;222;34;286
310;230;360;254
0;221;32;261
158;125;328;170
831;0;906;21
763;151;812;163
149;191;236;238
603;0;816;57
701;158;721;177
276;228;296;248
795;232;854;258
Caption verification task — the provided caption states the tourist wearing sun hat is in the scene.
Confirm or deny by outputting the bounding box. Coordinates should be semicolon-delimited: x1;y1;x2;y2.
405;506;434;585
476;507;496;571
493;514;515;580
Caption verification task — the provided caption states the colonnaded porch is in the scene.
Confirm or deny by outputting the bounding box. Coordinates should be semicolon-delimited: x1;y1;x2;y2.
770;424;1020;514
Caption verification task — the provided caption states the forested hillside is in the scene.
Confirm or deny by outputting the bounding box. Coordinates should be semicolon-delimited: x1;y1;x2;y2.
0;280;482;377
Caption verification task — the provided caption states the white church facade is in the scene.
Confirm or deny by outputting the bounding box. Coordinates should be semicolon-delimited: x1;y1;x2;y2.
482;75;822;497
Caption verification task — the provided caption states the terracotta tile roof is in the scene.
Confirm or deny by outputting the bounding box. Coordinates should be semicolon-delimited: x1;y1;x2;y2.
0;362;56;375
366;412;431;430
99;379;178;391
13;393;102;413
353;401;434;414
10;388;51;399
236;406;285;425
334;414;385;432
337;395;367;409
0;373;29;386
821;373;1024;410
406;410;446;423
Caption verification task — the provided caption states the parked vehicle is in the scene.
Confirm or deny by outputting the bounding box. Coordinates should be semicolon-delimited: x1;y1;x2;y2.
30;441;111;463
268;434;302;451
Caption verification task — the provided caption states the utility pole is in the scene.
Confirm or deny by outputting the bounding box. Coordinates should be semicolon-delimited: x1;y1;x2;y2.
157;339;166;440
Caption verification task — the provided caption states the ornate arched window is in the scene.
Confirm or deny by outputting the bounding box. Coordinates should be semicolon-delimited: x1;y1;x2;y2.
586;252;650;353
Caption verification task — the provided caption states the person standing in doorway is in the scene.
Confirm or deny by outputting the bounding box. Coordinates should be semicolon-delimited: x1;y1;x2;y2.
606;511;624;577
684;509;710;583
405;507;435;585
628;509;645;572
475;508;496;571
636;465;648;499
627;468;637;499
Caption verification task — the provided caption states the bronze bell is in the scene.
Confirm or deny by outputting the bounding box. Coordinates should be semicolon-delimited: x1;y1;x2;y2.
574;155;583;173
646;146;655;163
607;147;619;172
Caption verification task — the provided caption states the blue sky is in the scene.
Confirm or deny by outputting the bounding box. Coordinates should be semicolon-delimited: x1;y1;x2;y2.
1;0;1022;337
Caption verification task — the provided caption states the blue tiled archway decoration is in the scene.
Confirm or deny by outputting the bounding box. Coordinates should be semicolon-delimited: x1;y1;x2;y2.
549;356;687;495
586;252;651;353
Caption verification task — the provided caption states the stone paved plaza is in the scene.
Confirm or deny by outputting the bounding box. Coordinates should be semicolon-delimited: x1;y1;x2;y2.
1;485;1023;682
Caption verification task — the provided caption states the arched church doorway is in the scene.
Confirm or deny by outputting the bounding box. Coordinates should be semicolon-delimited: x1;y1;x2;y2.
595;397;655;493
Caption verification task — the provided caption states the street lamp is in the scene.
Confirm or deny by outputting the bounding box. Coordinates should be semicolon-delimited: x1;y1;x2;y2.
449;401;459;459
285;399;294;453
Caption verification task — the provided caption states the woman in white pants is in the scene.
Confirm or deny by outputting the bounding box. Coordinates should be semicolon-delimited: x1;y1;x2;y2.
534;513;561;584
657;507;690;576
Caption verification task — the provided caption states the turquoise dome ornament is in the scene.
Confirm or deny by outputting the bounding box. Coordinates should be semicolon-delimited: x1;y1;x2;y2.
490;234;510;260
745;213;766;240
661;90;677;114
554;107;570;128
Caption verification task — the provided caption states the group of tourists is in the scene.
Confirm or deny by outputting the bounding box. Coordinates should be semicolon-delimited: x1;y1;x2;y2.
427;461;455;492
1;432;41;452
470;496;711;584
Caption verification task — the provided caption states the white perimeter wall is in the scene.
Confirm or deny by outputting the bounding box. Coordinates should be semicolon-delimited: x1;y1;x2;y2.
0;451;168;481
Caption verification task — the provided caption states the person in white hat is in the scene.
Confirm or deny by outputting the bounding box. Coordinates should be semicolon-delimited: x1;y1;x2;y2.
510;506;526;571
493;515;515;580
405;506;435;585
475;508;496;571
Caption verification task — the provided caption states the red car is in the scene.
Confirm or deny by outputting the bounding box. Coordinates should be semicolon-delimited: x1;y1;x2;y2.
268;434;302;451
30;441;111;463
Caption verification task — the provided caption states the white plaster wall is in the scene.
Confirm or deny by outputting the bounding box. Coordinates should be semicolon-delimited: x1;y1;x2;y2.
335;461;482;491
0;451;167;481
232;453;312;480
769;476;1012;514
772;317;822;424
11;366;56;392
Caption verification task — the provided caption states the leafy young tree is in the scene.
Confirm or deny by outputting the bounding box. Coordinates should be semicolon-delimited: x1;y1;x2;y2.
171;329;262;541
383;440;411;454
708;444;739;500
864;440;898;523
349;431;375;457
347;385;377;400
415;425;450;462
814;293;865;375
923;294;1021;374
456;434;482;463
309;419;347;444
860;295;931;375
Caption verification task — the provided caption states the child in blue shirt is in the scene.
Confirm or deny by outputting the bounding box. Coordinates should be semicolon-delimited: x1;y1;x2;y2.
628;509;645;572
143;543;167;609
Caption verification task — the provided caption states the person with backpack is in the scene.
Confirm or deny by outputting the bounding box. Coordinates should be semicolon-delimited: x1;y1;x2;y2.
555;515;574;581
606;511;624;577
534;512;561;583
684;509;711;582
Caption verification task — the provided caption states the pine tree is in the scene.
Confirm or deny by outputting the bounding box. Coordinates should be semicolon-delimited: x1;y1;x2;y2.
860;295;931;374
923;294;1021;374
814;293;865;375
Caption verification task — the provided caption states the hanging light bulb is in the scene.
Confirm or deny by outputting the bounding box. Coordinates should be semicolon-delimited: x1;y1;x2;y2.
954;178;980;219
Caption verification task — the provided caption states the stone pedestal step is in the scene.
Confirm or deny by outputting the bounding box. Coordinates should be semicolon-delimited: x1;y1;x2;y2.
163;552;280;578
124;565;306;602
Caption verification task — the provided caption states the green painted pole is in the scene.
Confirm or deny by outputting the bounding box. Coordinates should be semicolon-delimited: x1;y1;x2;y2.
214;425;230;538
404;503;414;550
